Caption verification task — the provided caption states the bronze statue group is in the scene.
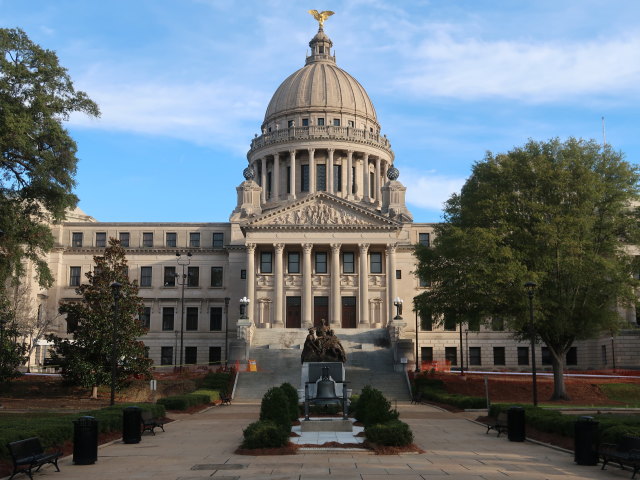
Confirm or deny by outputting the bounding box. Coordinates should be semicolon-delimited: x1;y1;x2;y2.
301;319;347;363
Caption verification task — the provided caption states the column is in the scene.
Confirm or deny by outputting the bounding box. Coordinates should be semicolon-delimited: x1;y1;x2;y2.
302;243;313;327
358;243;370;326
260;157;267;203
289;149;296;200
246;243;256;324
273;153;280;201
327;148;334;194
362;154;370;202
330;243;341;327
375;157;381;205
308;148;316;193
274;243;284;326
346;150;353;200
340;156;347;197
386;243;397;326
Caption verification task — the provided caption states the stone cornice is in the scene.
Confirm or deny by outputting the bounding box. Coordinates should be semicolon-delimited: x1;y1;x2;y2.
62;247;229;255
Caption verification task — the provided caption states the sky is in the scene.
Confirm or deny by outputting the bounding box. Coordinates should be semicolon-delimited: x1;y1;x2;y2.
2;0;639;223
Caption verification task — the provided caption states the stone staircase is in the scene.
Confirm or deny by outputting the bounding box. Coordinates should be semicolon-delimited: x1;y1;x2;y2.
233;327;411;402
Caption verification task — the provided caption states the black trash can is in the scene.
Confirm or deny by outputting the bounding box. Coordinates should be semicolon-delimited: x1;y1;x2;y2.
122;406;142;444
507;406;525;442
574;416;599;465
73;416;98;465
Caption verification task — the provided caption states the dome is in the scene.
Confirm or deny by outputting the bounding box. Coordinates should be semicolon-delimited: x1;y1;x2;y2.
262;27;378;129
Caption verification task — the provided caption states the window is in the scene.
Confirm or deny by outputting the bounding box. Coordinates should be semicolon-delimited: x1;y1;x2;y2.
119;232;130;247
333;118;340;126
316;164;326;191
241;269;246;279
343;252;355;273
72;232;83;247
187;266;199;287
418;233;430;246
96;232;106;247
419;275;430;288
288;252;300;274
302;118;309;127
70;266;81;286
164;267;176;287
210;307;222;331
211;267;223;287
517;346;529;365
420;313;432;331
317;117;325;126
186;307;198;331
261;252;272;273
166;232;177;247
286;167;291;194
369;172;374;197
189;232;200;248
140;266;152;287
212;232;224;248
143;232;153;247
566;346;578;366
421;346;433;363
469;347;481;366
315;252;327;273
162;307;174;331
139;307;151;329
209;346;221;365
160;347;173;366
287;120;294;128
351;166;356;193
184;346;197;365
66;316;79;333
370;252;382;274
445;347;457;365
493;347;506;366
541;347;552;365
396;269;401;279
301;164;309;192
444;315;456;331
348;120;354;127
491;317;504;331
333;164;342;192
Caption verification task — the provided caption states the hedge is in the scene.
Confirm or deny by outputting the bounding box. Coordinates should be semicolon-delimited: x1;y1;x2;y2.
200;372;233;393
157;393;211;410
414;376;485;410
241;420;289;449
365;420;414;446
192;389;221;403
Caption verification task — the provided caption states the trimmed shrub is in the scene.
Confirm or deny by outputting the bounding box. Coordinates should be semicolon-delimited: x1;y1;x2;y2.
414;376;444;391
200;372;232;392
365;420;414;446
600;425;640;444
260;387;291;430
354;386;399;427
157;393;210;411
241;420;289;449
421;389;486;409
192;389;220;403
280;382;300;421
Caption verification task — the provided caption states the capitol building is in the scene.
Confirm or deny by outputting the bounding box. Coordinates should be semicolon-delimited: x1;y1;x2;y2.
33;22;638;373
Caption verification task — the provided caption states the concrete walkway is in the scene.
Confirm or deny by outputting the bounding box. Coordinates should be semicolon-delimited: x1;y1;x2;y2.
16;402;633;480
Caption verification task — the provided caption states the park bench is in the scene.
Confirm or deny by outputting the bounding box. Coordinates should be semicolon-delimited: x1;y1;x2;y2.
486;412;509;437
600;435;640;479
7;437;62;480
140;410;165;435
220;393;232;405
411;391;425;405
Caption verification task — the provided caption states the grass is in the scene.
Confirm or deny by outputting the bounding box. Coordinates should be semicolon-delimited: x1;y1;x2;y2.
600;383;640;406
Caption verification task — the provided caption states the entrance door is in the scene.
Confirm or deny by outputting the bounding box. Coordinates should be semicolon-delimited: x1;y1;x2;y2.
286;296;301;328
314;296;329;327
341;296;357;328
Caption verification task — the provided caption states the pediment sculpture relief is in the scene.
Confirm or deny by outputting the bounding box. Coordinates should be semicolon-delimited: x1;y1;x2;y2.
268;201;370;226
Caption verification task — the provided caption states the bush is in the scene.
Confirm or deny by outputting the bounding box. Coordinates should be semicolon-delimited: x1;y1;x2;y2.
241;420;289;449
421;389;486;409
365;420;414;446
600;425;640;444
192;389;220;403
157;393;210;411
354;386;398;427
200;372;232;392
260;387;291;430
279;382;300;421
414;376;444;391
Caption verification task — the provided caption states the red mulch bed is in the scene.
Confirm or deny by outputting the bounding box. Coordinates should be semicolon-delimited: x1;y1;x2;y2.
235;445;298;455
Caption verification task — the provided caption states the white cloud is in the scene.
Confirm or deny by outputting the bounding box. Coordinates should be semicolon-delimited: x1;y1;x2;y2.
401;168;465;211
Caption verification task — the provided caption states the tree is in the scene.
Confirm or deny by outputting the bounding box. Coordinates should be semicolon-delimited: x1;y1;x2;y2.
0;298;27;382
48;239;152;398
415;138;640;400
0;28;99;294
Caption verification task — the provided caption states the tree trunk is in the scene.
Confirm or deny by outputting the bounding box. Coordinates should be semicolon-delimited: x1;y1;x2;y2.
550;352;570;400
91;385;98;399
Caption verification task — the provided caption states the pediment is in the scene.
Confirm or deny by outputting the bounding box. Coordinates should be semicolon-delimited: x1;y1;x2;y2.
242;193;400;231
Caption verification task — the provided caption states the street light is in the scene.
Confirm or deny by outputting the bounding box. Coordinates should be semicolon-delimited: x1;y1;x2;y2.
414;308;420;373
110;281;122;406
239;297;250;319
175;252;192;372
224;297;230;369
524;281;538;407
393;297;403;320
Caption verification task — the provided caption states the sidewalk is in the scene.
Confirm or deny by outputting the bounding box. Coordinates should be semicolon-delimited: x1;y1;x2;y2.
14;402;633;480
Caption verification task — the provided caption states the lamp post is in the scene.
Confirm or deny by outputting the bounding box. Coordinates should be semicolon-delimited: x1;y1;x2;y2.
110;281;122;406
175;252;192;372
224;297;230;369
393;297;403;320
240;297;250;319
524;281;538;407
414;309;420;373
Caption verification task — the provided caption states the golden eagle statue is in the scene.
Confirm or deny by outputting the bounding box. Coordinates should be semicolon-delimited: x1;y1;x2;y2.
308;10;335;28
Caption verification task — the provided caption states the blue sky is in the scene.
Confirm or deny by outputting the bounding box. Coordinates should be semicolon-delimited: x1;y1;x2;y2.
2;0;639;223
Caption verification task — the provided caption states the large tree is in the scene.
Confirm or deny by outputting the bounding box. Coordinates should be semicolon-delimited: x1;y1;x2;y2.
48;239;152;398
0;297;27;382
0;28;99;292
415;138;640;400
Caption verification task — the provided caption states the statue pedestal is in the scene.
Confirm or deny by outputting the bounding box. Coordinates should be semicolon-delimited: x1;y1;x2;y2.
301;419;352;432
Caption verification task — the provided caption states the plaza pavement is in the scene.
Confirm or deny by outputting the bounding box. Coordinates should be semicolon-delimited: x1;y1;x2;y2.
11;402;634;480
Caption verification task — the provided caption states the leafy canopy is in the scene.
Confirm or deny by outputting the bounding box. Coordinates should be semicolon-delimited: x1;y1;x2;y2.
0;28;99;290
